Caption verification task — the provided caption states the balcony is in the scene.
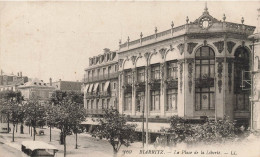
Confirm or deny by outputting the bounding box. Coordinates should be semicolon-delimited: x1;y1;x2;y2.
135;81;145;92
84;73;119;83
85;109;104;115
195;78;214;88
86;91;111;99
165;78;178;89
148;78;161;90
122;83;132;93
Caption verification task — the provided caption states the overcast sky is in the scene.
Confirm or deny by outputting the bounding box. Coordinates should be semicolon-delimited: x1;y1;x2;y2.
0;1;259;83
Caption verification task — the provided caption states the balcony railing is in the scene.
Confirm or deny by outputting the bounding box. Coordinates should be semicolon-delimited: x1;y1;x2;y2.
165;78;178;89
84;72;119;83
195;78;214;88
85;109;104;115
85;91;111;98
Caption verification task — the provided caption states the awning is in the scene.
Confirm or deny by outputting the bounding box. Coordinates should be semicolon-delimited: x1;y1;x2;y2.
88;84;94;93
104;81;110;92
93;83;99;93
84;84;89;93
127;122;170;133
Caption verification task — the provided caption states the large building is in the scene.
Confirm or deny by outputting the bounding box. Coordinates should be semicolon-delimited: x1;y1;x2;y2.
83;6;256;134
83;48;118;116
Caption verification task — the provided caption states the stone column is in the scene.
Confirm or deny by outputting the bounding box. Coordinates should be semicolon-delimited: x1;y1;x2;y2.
177;59;185;117
225;58;234;120
146;66;151;116
184;58;195;118
215;57;225;119
118;71;124;114
160;63;166;117
132;68;136;115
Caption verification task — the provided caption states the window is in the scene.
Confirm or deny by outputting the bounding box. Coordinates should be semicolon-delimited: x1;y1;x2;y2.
195;46;215;110
125;70;132;84
96;99;99;109
167;61;178;80
137;68;145;82
103;68;106;77
150;90;160;111
151;64;160;80
86;100;89;109
102;99;105;109
114;83;116;89
92;70;95;78
108;66;111;75
91;100;94;109
114;64;118;72
102;83;105;92
166;89;178;111
234;47;250;111
136;92;145;112
107;99;110;109
124;93;132;111
97;69;100;79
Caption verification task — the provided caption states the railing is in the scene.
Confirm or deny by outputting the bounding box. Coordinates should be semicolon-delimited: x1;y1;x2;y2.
195;78;214;88
165;78;178;89
85;91;111;98
84;72;118;83
86;109;104;115
119;21;255;50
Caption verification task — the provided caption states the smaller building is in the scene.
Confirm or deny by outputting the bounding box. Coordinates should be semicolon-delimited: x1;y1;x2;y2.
18;78;55;101
48;78;82;92
0;70;28;92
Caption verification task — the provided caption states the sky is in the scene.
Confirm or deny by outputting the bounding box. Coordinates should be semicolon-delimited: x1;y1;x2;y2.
0;1;259;83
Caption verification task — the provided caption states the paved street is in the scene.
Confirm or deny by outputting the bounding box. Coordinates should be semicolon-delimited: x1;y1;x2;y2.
0;125;142;157
0;140;22;157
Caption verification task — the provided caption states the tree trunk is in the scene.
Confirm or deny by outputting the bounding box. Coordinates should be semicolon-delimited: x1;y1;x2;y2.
63;133;66;157
12;123;15;142
49;126;51;142
16;124;18;132
33;126;36;141
29;125;30;134
7;113;10;133
113;149;118;157
20;124;24;134
75;133;78;149
31;126;32;136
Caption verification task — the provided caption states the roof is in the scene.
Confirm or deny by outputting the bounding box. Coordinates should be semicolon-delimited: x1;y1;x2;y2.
52;81;82;91
18;78;54;89
21;141;58;151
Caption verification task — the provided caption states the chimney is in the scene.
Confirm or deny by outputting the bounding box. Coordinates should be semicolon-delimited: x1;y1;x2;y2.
20;72;22;77
59;79;61;82
49;78;52;86
17;72;19;77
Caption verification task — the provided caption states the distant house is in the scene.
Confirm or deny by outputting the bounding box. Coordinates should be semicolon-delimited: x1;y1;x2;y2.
48;78;82;92
18;78;55;101
0;70;28;92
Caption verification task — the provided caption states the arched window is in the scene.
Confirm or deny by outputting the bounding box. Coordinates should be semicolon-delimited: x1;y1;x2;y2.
195;46;215;110
234;47;250;111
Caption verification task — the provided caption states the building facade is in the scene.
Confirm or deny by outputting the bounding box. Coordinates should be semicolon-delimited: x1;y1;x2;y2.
18;78;55;101
83;49;118;116
83;7;257;134
118;7;255;127
0;70;28;92
249;8;260;130
48;78;82;92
